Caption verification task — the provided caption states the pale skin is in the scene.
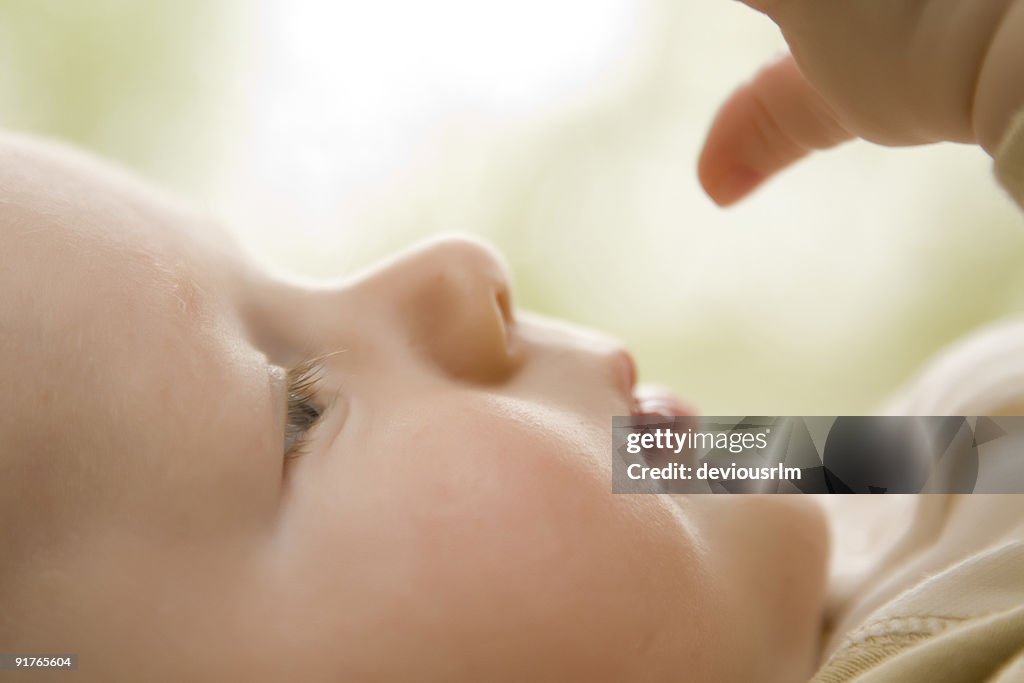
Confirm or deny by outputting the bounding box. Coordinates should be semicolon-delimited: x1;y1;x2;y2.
0;133;827;682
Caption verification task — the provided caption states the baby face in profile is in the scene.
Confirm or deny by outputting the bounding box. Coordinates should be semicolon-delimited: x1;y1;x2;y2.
0;132;828;682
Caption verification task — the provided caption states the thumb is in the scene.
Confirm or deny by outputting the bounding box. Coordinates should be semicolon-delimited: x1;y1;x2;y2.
698;54;852;207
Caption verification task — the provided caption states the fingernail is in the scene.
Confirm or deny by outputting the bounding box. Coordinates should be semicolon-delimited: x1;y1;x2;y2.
711;166;762;206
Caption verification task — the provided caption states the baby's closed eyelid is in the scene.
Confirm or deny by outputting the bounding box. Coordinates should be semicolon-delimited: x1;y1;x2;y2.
280;350;348;459
283;359;326;459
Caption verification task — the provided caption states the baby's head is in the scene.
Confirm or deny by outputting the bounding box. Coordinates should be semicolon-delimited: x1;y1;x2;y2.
0;132;828;681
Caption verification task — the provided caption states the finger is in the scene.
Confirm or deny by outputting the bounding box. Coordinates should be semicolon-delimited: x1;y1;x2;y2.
698;54;853;207
732;0;778;16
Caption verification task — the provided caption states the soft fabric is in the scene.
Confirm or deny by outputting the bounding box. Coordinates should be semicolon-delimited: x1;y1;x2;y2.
811;109;1024;682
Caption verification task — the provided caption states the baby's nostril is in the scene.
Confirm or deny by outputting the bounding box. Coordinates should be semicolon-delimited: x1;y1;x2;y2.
495;287;513;327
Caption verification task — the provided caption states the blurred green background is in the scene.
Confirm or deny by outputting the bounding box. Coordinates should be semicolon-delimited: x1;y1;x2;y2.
4;0;1024;414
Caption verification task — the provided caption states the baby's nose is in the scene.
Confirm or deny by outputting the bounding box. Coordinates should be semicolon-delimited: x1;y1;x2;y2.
365;235;519;382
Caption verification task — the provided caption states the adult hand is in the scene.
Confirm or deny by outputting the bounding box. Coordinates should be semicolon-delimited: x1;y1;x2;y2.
699;0;1024;206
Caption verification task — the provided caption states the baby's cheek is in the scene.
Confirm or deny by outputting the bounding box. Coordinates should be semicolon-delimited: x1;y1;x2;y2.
375;403;710;678
252;396;715;680
383;406;589;578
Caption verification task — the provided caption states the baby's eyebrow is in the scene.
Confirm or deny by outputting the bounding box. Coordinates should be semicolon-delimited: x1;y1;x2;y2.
150;254;219;330
169;273;205;320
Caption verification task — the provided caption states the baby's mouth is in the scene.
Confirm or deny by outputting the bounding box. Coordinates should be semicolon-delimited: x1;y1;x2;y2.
631;384;697;418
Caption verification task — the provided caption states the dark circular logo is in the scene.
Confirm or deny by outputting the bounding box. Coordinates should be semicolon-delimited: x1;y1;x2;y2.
823;417;978;493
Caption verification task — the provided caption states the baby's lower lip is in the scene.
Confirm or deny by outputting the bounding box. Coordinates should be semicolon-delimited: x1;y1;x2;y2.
631;384;696;417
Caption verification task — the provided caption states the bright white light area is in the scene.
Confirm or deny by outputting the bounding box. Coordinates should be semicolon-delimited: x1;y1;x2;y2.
223;0;637;257
271;0;636;112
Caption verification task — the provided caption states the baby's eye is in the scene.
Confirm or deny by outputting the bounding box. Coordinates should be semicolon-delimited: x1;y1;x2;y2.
284;360;324;458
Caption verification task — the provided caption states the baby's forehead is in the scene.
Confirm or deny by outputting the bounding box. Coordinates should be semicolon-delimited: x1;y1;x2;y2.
0;134;258;550
0;132;246;437
1;132;225;267
0;131;246;326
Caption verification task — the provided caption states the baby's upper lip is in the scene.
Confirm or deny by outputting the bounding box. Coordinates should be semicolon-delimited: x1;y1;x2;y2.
616;350;697;418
